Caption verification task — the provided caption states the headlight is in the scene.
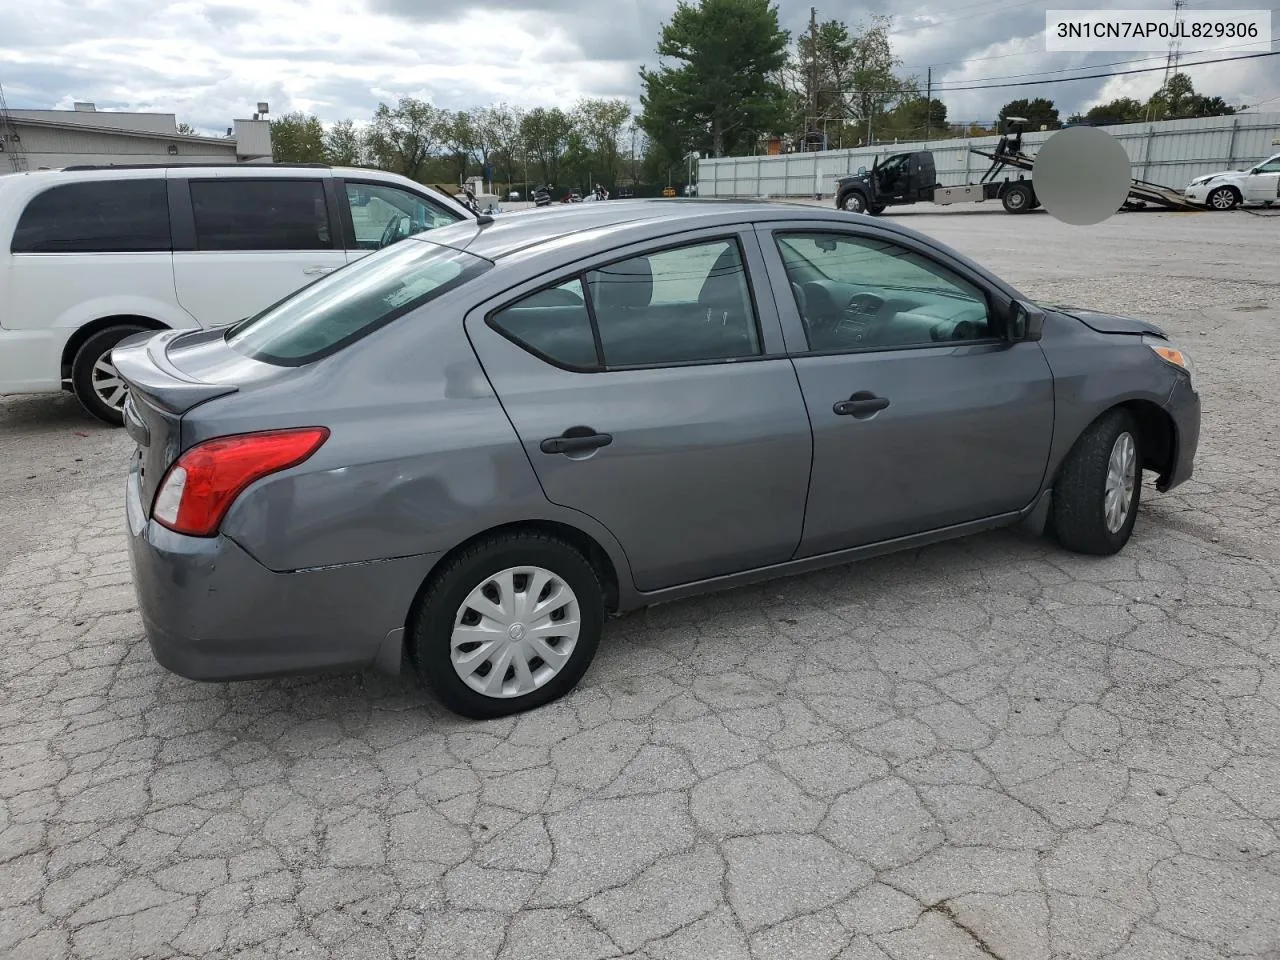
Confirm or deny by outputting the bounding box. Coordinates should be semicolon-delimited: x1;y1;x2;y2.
1144;334;1193;378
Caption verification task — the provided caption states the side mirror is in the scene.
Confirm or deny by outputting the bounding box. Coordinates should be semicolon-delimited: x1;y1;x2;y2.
1007;299;1045;341
857;165;867;175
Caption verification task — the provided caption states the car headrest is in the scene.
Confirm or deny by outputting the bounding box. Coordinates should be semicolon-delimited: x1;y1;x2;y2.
590;257;652;311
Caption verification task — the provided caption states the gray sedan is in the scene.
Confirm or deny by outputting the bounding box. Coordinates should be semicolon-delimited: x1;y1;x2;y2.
115;200;1200;718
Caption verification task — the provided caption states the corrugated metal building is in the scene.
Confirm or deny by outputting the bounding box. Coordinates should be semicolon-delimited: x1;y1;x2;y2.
698;112;1280;198
0;103;273;172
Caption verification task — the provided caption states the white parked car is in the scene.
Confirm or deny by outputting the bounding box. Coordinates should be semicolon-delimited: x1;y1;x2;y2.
0;164;473;423
1184;152;1280;210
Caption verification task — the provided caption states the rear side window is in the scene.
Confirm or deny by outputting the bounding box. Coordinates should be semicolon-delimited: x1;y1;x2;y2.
190;179;332;251
225;238;491;365
11;180;170;253
489;279;599;369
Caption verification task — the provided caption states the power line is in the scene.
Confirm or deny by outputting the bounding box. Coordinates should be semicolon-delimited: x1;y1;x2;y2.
908;35;1275;84
930;49;1280;92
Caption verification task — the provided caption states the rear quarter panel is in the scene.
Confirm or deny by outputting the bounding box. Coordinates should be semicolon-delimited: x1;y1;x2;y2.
200;284;633;581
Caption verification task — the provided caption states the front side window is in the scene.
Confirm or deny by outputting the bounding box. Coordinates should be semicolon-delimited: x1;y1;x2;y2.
11;180;170;253
226;238;491;365
190;179;332;251
1254;156;1280;174
345;182;462;250
776;232;993;352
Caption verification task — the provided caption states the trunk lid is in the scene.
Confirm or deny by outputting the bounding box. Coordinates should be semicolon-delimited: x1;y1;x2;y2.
112;328;267;510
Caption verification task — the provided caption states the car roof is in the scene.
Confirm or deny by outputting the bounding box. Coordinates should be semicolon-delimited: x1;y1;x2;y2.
426;198;903;261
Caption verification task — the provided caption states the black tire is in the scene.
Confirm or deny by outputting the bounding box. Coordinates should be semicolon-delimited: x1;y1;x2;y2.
867;204;886;216
1001;183;1034;214
71;324;149;426
1206;186;1239;211
839;191;868;214
409;532;606;719
1051;409;1143;556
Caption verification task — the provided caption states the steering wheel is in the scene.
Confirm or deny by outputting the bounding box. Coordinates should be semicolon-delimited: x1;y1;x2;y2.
380;215;406;248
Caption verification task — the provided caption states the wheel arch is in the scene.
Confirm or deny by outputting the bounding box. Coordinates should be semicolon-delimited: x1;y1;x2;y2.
60;314;169;384
405;519;625;640
1051;398;1178;492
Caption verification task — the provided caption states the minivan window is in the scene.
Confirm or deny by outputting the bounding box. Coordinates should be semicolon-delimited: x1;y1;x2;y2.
190;179;332;251
225;238;491;365
345;182;461;250
11;180;170;253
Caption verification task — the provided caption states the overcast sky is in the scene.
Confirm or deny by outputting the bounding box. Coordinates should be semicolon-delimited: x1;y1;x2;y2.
1;0;1276;133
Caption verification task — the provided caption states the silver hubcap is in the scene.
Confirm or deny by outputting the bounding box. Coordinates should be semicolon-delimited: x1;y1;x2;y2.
843;195;864;212
1210;189;1234;209
92;355;128;411
1104;432;1137;534
450;565;581;699
1008;192;1026;209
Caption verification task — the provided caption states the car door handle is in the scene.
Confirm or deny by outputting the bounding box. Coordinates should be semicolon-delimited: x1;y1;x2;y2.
302;265;338;276
833;393;890;417
540;429;613;455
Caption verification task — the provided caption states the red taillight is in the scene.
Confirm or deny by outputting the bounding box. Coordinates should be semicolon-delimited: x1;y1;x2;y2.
151;427;329;537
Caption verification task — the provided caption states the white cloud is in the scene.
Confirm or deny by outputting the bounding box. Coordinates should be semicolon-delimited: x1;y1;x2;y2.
1;0;1275;133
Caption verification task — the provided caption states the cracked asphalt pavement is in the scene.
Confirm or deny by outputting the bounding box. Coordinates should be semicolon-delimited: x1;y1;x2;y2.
2;206;1279;960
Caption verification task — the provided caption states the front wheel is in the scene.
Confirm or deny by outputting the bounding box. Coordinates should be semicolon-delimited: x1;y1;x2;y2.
839;191;868;214
1207;186;1239;211
409;532;606;719
1051;409;1142;556
71;324;149;426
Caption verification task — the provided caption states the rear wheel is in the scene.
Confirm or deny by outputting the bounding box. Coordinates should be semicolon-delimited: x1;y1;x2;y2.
1207;186;1239;211
1051;409;1142;556
409;532;606;719
71;324;149;426
1001;183;1034;214
840;191;868;214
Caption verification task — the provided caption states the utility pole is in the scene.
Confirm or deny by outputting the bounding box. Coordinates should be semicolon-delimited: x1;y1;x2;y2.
925;67;932;143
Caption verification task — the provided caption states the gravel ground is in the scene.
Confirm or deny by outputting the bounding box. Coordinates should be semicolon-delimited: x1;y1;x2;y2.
2;204;1278;960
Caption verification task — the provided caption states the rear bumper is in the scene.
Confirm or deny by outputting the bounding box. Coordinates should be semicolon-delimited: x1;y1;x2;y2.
1160;374;1200;491
126;467;439;681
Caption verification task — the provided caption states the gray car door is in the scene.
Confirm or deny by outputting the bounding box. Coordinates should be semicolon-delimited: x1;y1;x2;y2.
464;227;813;593
756;223;1055;558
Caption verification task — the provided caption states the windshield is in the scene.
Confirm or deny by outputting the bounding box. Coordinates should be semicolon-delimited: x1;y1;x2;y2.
226;238;491;365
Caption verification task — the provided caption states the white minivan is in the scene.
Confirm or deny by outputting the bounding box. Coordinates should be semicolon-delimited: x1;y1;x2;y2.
0;164;474;423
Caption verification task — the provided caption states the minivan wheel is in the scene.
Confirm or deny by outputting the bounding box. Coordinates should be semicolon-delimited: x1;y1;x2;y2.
71;325;148;426
1051;409;1142;556
409;532;606;719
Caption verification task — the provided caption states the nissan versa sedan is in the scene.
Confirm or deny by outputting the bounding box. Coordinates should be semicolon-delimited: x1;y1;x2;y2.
115;200;1200;719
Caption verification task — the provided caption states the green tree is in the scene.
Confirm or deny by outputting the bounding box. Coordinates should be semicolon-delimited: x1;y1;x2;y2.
323;119;364;165
997;97;1060;130
1084;97;1146;125
639;0;791;158
269;111;326;163
573;98;633;187
438;110;477;184
365;98;442;181
1147;73;1236;120
520;107;574;185
484;103;526;191
176;122;198;136
878;94;947;141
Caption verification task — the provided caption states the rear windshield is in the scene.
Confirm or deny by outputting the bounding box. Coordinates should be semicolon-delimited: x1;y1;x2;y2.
225;238;491;365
